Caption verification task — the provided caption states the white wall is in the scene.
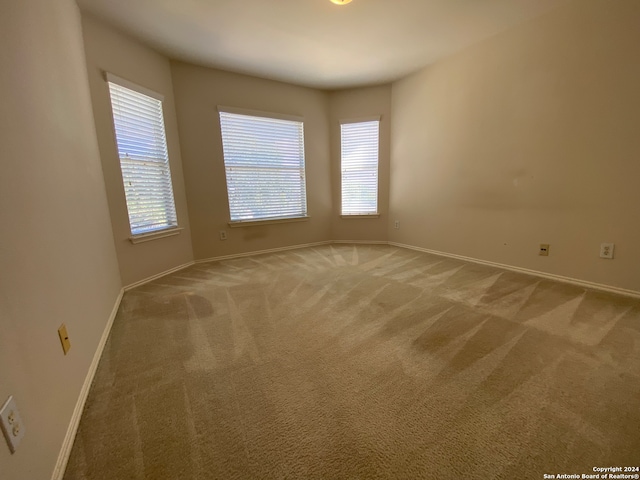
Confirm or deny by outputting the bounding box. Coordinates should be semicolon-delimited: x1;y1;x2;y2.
0;1;122;479
82;15;195;287
329;86;392;242
171;61;333;260
389;0;640;292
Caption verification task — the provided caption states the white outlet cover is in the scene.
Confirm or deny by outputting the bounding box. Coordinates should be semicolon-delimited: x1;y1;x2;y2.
0;396;26;454
600;243;615;259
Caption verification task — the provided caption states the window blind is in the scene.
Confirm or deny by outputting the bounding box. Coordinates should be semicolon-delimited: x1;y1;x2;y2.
218;110;307;222
107;81;178;236
341;120;380;215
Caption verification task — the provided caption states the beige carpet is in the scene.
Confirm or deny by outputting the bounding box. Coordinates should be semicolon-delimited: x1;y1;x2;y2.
64;244;640;479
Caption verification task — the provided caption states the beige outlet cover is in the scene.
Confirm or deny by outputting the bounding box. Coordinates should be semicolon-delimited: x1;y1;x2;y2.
58;324;71;355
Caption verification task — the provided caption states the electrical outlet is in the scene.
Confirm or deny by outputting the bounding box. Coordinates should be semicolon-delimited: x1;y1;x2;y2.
394;220;399;229
600;243;614;259
0;396;26;454
539;244;550;256
219;230;227;241
58;324;71;355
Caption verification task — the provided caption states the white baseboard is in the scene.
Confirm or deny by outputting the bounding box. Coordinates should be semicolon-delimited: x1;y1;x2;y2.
124;261;195;291
389;242;640;300
51;288;125;480
195;241;332;264
119;242;638;299
332;240;389;245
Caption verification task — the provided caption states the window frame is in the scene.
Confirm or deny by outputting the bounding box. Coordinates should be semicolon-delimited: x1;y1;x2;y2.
217;106;309;226
105;72;180;242
340;116;381;217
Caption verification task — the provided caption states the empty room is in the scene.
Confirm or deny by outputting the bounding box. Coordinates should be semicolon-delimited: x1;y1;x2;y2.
1;0;639;479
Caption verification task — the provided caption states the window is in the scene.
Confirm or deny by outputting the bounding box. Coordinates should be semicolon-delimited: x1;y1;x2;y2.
341;119;380;215
107;75;178;237
218;108;308;223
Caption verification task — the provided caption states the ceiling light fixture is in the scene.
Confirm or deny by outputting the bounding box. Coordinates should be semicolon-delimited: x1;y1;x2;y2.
330;0;352;5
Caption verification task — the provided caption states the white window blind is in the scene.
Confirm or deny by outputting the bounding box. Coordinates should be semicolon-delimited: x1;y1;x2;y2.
341;119;380;215
218;110;307;222
107;79;178;236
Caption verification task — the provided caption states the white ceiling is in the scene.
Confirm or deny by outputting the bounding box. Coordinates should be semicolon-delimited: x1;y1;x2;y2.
77;0;569;90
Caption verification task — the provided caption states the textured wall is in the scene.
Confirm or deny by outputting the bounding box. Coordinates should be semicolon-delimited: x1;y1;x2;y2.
0;1;122;478
81;15;194;287
389;0;640;292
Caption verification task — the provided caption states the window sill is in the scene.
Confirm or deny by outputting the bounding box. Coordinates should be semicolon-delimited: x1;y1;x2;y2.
129;227;183;244
340;214;380;219
228;216;310;228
